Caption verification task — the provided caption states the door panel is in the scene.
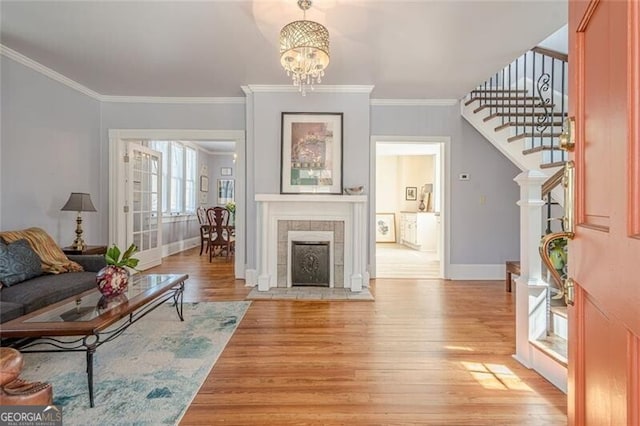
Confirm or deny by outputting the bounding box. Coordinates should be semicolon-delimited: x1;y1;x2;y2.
569;0;640;424
128;145;162;270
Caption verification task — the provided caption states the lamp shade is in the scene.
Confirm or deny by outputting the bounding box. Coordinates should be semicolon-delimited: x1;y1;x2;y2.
61;193;97;212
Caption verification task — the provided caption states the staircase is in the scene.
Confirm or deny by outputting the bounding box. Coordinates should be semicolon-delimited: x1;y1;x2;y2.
461;46;568;204
462;46;570;391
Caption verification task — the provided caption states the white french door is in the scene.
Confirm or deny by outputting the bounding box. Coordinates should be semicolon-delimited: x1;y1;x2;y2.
127;145;162;270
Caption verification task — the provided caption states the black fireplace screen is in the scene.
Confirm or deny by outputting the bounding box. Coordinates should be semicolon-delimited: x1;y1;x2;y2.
291;241;330;287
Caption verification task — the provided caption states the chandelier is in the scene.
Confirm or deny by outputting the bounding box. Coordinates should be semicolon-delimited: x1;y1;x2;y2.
279;0;330;95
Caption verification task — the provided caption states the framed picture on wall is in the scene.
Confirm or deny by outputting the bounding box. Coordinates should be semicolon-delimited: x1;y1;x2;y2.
221;167;232;176
217;179;235;205
200;176;209;192
405;187;417;201
375;213;396;243
280;112;343;194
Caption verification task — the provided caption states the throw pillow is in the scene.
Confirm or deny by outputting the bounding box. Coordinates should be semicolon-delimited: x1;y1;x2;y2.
0;227;83;274
0;239;43;286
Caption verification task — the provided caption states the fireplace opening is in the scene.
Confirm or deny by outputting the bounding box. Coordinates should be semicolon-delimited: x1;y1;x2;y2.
291;241;330;287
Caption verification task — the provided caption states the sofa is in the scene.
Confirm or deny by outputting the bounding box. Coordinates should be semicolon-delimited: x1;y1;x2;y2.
0;228;106;323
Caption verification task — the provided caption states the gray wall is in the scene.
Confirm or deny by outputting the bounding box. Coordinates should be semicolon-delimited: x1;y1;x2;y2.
0;56;102;246
1;54;518;269
207;154;236;206
245;91;371;268
371;104;520;264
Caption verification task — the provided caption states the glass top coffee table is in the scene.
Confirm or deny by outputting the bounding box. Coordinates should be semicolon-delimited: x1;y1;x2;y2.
0;273;188;407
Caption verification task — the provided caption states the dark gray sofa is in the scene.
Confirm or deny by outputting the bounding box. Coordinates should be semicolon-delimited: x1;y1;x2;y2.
0;255;106;323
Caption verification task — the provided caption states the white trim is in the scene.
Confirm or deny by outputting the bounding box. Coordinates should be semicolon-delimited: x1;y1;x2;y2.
370;136;449;280
447;264;504;280
1;44;243;105
100;95;245;104
530;344;568;393
162;236;200;258
1;44;102;100
242;84;374;94
370;99;459;106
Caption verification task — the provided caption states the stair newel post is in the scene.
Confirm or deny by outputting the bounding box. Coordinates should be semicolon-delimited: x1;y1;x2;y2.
513;170;547;367
560;60;566;163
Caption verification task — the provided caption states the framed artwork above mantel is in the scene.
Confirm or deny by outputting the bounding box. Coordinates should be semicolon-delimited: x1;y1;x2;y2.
280;112;343;194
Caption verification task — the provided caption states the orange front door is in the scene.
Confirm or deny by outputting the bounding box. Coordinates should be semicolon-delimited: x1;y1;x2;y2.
568;0;640;424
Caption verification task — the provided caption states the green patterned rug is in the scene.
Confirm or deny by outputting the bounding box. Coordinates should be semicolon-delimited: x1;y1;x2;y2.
19;301;250;425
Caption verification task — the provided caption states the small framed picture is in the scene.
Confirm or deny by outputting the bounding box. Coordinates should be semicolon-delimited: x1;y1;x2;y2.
405;187;417;201
375;213;396;243
221;167;232;176
200;176;209;192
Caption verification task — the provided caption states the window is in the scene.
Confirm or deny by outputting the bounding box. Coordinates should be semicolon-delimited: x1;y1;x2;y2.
148;141;197;215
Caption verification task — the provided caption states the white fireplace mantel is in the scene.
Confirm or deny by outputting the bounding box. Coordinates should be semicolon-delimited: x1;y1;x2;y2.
253;194;369;292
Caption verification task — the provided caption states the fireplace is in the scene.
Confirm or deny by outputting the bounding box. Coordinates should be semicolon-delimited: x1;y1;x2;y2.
291;241;330;287
252;194;369;292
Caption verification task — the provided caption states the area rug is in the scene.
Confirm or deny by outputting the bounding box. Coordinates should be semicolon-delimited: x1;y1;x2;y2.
246;286;374;301
19;301;250;425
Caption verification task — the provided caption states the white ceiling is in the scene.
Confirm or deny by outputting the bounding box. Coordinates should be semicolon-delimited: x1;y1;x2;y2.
0;0;567;99
193;140;236;153
377;142;439;156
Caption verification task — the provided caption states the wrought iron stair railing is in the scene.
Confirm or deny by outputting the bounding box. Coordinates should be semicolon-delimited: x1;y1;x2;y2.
465;46;569;169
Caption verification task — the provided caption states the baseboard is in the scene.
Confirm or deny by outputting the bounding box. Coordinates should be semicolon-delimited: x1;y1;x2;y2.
162;237;200;258
447;264;503;280
245;269;257;286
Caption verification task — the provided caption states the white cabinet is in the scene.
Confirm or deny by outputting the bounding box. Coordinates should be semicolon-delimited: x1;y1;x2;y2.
400;212;437;252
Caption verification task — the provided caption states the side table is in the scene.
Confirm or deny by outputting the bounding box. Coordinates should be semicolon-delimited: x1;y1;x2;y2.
62;245;107;256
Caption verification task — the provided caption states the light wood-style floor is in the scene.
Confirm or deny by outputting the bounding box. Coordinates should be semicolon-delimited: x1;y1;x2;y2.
148;248;567;425
376;243;440;278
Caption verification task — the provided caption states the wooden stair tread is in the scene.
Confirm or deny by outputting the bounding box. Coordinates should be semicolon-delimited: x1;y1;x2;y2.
522;146;564;155
465;96;540;106
471;89;528;94
541;161;566;169
474;104;555;114
531;334;568;367
483;112;567;122
508;133;562;142
494;121;564;131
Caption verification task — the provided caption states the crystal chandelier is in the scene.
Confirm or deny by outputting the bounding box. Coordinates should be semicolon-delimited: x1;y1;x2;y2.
279;0;330;96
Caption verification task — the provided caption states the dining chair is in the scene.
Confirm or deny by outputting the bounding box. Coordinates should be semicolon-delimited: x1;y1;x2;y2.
206;207;235;261
196;206;210;256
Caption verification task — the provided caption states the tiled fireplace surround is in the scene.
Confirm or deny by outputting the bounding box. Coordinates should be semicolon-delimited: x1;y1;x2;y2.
277;220;344;288
253;194;369;292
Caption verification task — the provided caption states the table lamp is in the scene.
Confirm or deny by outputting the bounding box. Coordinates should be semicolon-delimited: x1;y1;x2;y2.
61;192;97;250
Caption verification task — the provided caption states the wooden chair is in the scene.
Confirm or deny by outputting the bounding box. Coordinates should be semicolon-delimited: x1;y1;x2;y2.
196;206;210;256
206;207;235;261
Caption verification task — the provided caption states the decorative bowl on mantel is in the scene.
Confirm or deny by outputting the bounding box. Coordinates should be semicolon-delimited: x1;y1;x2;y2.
344;186;364;195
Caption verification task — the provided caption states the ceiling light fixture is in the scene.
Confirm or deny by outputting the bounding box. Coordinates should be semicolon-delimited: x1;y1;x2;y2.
279;0;330;96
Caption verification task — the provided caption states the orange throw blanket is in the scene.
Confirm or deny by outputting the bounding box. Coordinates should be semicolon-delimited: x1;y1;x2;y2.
0;227;83;274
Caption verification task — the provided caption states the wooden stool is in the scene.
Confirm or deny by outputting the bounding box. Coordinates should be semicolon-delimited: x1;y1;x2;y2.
505;260;520;292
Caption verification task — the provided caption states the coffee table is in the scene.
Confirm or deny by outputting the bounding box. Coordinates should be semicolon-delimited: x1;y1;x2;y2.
0;273;188;407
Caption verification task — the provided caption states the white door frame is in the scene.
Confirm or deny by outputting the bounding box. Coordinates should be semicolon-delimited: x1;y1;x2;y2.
108;129;246;278
369;135;450;279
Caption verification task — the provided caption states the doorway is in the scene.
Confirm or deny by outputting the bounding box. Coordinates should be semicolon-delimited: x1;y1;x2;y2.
370;136;448;279
108;129;246;277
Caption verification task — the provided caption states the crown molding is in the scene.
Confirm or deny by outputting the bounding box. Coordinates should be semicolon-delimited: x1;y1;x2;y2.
243;84;375;94
370;99;459;106
99;95;245;104
1;44;245;104
1;44;102;100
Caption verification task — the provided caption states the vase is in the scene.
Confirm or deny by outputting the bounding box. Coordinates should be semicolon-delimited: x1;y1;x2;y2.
418;200;426;211
96;265;129;298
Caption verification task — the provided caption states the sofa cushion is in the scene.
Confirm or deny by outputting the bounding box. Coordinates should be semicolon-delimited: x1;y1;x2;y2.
0;272;97;314
0;227;83;274
0;239;43;286
0;301;24;323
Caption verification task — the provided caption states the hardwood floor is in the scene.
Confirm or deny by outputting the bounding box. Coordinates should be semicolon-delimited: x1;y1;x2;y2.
148;248;567;425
